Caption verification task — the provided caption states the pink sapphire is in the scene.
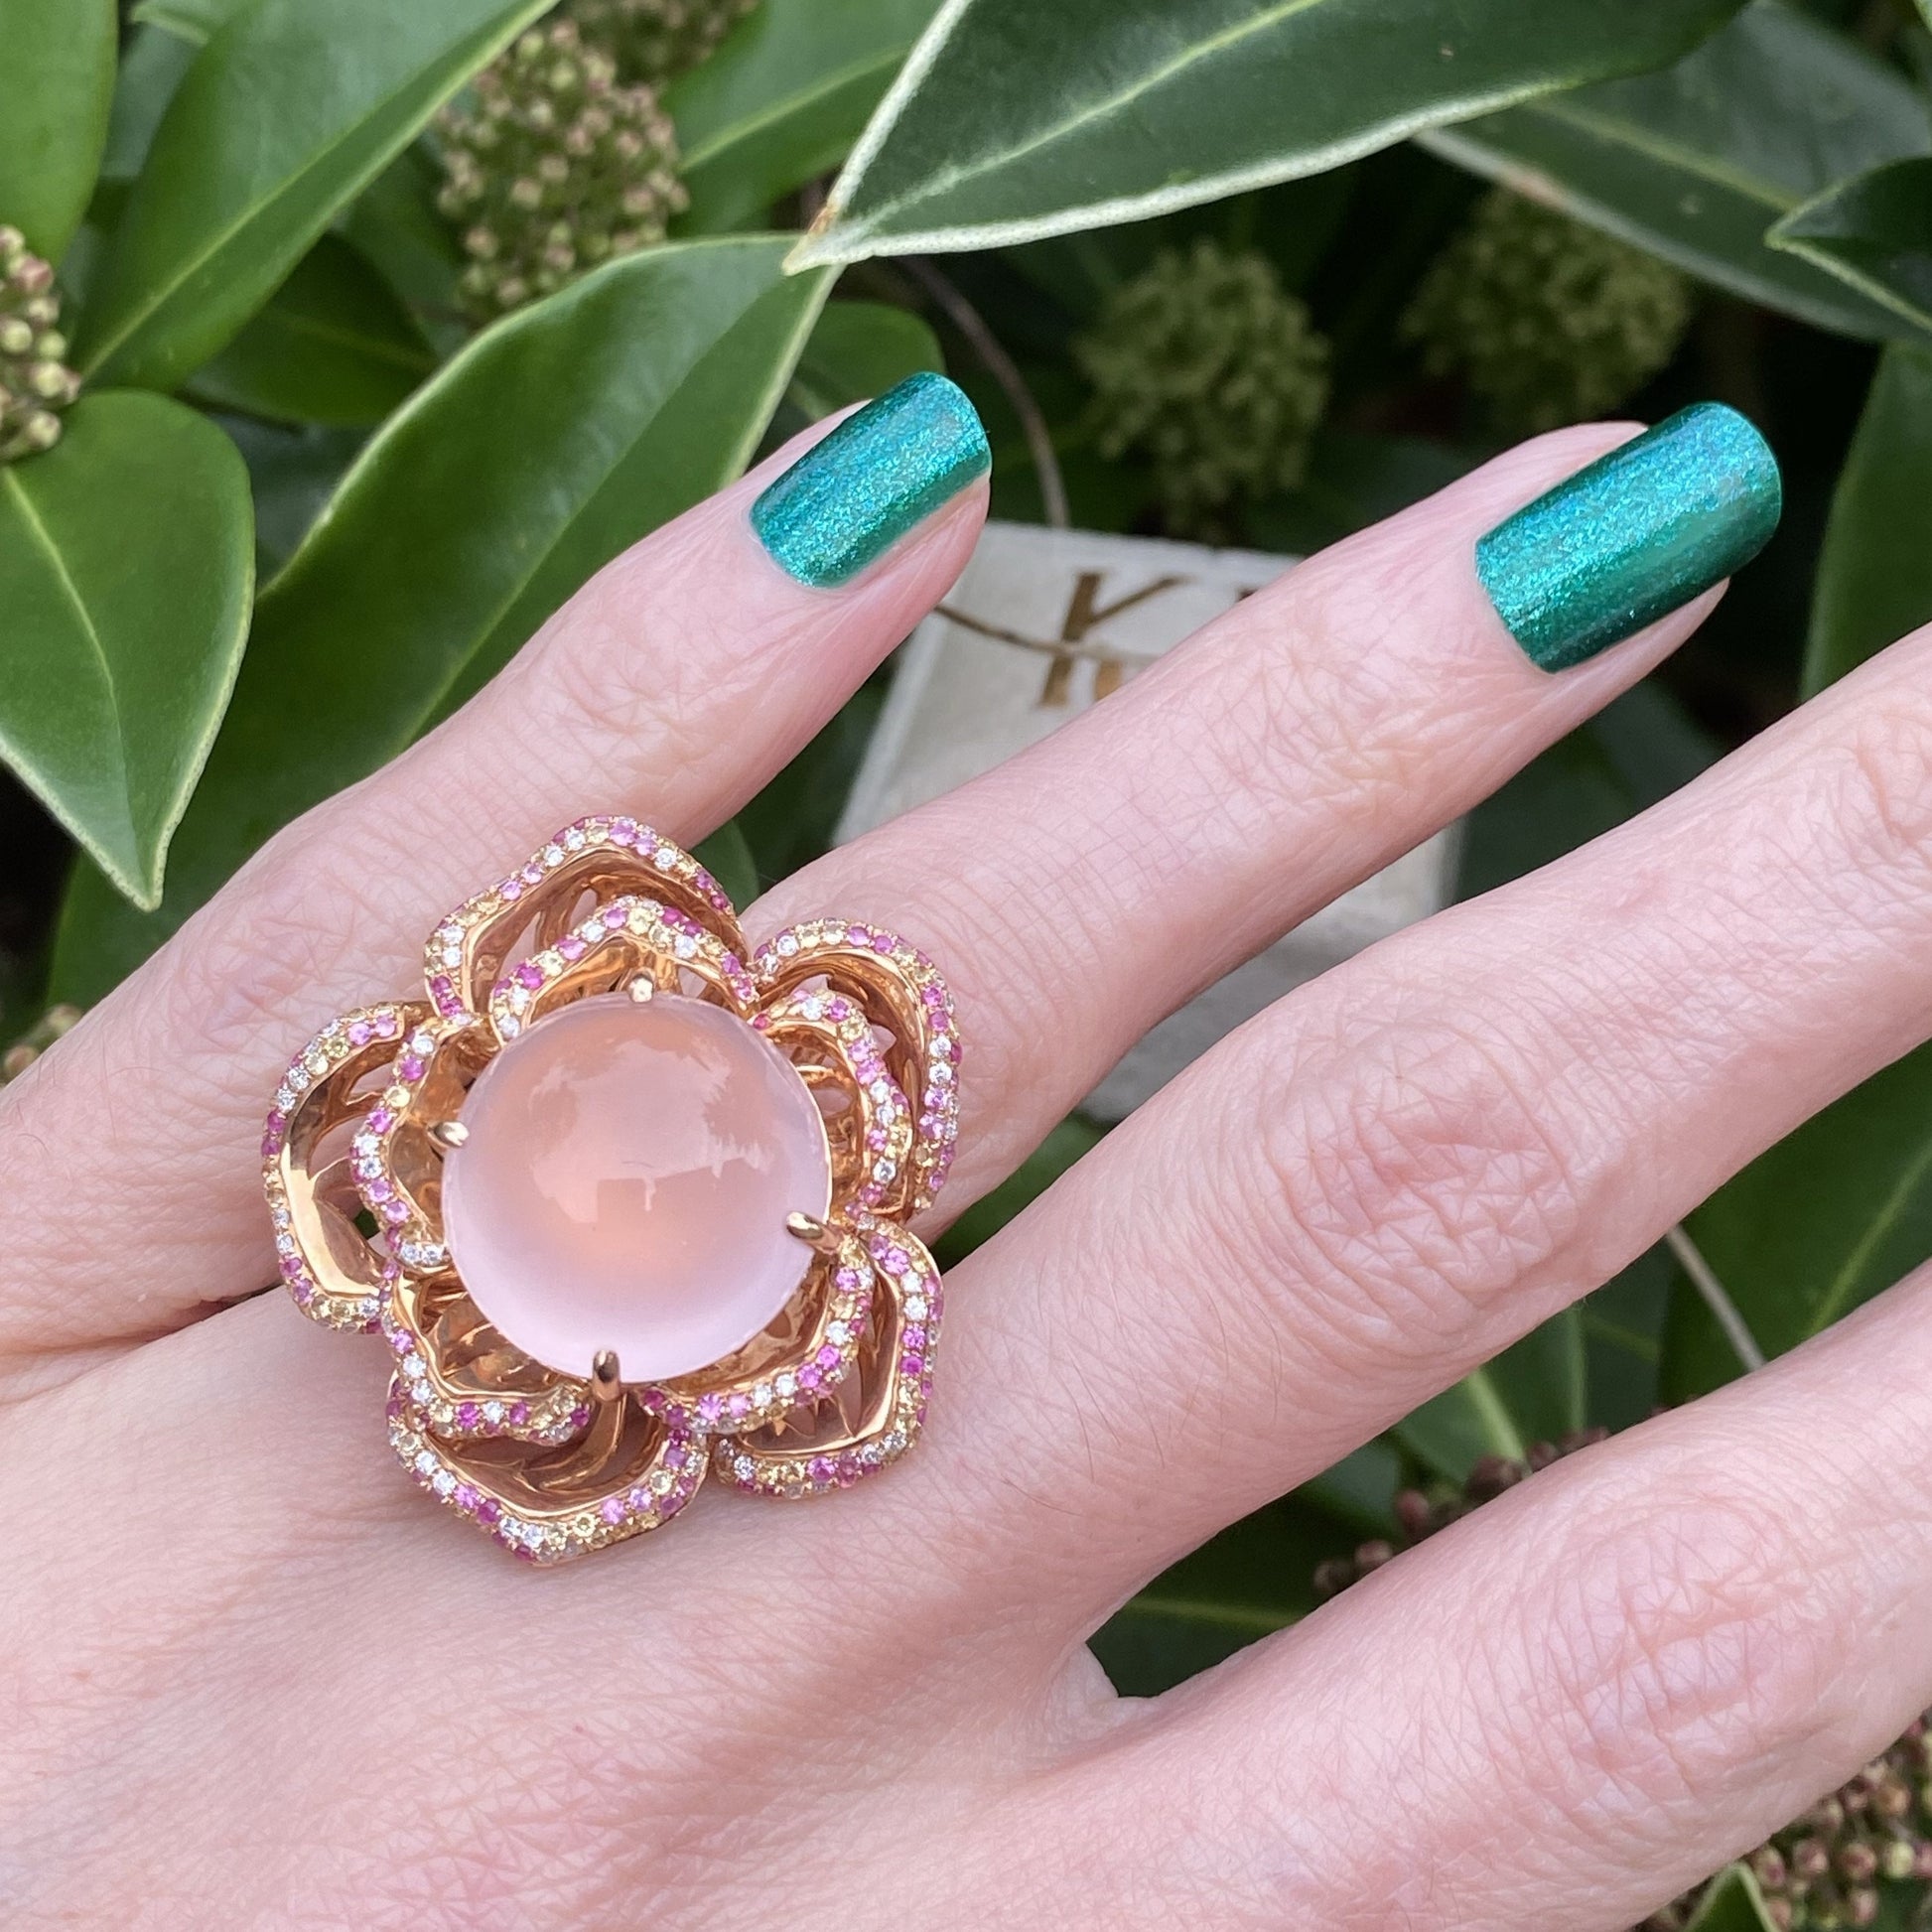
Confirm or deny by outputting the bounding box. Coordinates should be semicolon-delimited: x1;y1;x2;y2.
347;1020;372;1047
442;992;832;1379
513;962;544;991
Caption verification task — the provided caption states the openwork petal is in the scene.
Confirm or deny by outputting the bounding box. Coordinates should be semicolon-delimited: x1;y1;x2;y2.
486;893;758;1047
753;922;960;1214
423;816;749;1020
265;1002;431;1330
381;1273;590;1446
713;1218;941;1498
649;1226;874;1436
388;1378;703;1563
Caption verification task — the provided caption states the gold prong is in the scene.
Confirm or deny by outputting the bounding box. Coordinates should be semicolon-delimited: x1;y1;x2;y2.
785;1210;840;1254
627;977;654;1004
591;1348;622;1401
428;1119;469;1151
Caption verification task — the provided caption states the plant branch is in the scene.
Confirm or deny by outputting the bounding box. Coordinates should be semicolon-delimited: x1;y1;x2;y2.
1664;1222;1765;1374
902;255;1070;530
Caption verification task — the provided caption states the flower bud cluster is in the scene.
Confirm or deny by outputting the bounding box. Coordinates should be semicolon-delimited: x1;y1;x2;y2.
1;1003;81;1083
563;0;756;84
1640;1728;1932;1931
1075;238;1331;541
436;19;686;321
0;228;80;465
1402;187;1694;437
1311;1429;1608;1603
1309;1425;1932;1931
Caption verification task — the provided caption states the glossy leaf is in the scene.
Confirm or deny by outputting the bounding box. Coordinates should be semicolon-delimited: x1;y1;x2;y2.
128;0;249;41
95;24;197;187
0;393;252;908
1663;1038;1932;1402
1091;1490;1360;1695
1803;344;1932;698
187;234;434;426
788;0;1751;269
1770;156;1932;341
74;0;554;391
1392;1307;1587;1482
1683;1865;1781;1932
0;0;116;259
1422;1;1932;342
53;237;832;1002
785;300;942;418
670;0;941;234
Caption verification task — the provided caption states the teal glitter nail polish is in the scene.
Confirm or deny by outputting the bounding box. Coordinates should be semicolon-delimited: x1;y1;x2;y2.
751;370;991;588
1475;402;1782;672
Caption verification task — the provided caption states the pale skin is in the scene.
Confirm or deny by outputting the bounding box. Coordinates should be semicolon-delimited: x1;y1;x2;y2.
9;412;1932;1930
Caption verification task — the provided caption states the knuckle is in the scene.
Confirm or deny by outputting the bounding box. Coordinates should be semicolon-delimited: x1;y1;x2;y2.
1831;703;1932;885
1220;1000;1585;1367
1521;1482;1842;1821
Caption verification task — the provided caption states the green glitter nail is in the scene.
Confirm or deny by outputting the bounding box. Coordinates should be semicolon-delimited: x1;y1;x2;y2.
1475;402;1782;672
751;371;990;588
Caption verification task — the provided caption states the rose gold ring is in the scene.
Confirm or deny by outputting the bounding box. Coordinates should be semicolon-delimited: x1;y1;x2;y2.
262;816;958;1563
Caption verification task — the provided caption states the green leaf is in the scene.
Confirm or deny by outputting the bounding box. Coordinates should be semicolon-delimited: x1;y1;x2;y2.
1803;343;1932;698
1770;156;1932;343
0;393;252;909
187;233;434;426
0;0;117;259
785;300;942;418
1421;1;1932;342
669;0;941;235
128;0;250;42
52;236;832;1002
1682;1864;1781;1932
1663;1040;1932;1402
1091;1489;1360;1695
74;0;554;391
1392;1308;1587;1482
788;0;1752;269
96;24;198;188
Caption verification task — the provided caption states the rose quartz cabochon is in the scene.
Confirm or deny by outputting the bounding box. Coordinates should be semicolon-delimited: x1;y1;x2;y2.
443;993;832;1379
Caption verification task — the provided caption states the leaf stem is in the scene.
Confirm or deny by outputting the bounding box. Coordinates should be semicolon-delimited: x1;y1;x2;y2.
901;256;1070;530
1665;1222;1765;1373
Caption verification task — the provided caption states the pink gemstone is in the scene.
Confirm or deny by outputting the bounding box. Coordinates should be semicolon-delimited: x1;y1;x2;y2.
346;1021;372;1047
558;935;587;961
456;1402;480;1428
442;992;832;1379
476;1498;501;1525
600;1496;625;1525
374;1012;400;1038
454;1483;478;1512
513;962;544;991
809;1455;835;1483
509;1401;530;1427
397;1054;425;1081
367;1107;394;1134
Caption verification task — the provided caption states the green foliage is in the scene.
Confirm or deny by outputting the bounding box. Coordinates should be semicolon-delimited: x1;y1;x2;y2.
668;0;940;233
1404;187;1694;434
0;228;79;463
435;19;685;320
0;0;114;263
75;0;557;389
52;237;830;998
1423;1;1932;342
4;2;1932;1916
1075;239;1329;537
1772;155;1932;339
790;0;1754;267
0;392;251;907
566;0;757;85
1805;343;1932;697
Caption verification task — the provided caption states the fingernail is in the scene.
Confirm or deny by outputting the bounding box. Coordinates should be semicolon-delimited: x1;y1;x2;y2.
751;371;990;588
1475;402;1782;672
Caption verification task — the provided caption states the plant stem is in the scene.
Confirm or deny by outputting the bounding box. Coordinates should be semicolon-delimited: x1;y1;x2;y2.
902;256;1070;530
1664;1222;1765;1373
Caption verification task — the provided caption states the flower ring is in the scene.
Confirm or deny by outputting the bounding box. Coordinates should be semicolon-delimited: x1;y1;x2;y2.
262;816;959;1563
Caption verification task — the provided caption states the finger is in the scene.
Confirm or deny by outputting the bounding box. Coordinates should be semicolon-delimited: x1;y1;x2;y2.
1047;1268;1932;1931
0;380;990;1371
755;408;1765;1211
915;612;1932;1629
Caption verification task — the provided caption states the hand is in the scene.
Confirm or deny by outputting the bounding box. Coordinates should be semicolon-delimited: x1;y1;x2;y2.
5;380;1923;1930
